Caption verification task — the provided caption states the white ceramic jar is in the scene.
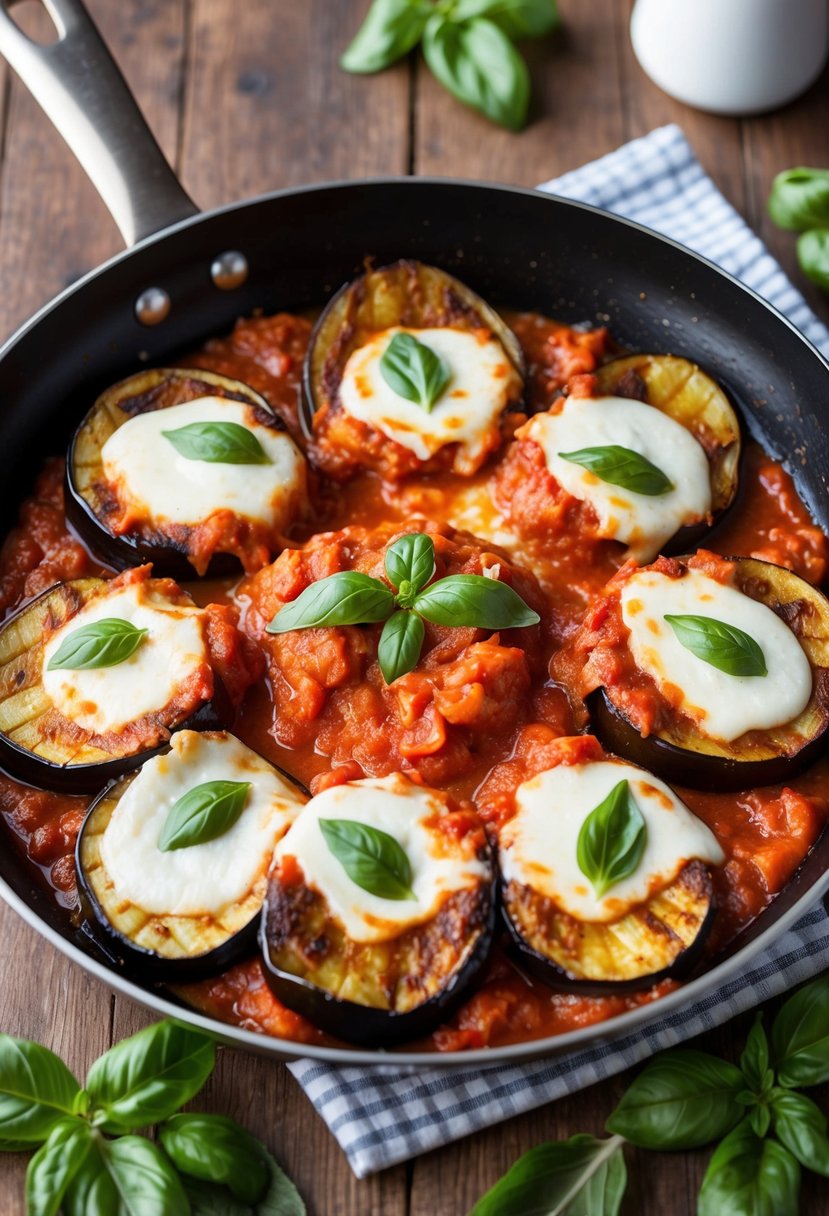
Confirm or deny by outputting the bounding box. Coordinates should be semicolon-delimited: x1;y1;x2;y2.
630;0;829;116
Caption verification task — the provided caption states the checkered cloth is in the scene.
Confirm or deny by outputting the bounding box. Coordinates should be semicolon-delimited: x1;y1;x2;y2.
289;125;829;1178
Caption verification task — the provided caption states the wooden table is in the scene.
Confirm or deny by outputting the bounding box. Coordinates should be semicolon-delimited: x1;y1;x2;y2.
1;2;828;1211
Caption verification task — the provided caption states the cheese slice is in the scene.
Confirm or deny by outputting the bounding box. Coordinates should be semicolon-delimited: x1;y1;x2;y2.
42;580;208;734
273;773;491;944
499;760;724;923
101;398;306;530
520;395;711;560
338;327;520;468
620;568;813;741
100;731;305;917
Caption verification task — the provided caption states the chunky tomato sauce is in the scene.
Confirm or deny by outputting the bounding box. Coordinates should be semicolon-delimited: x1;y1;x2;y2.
1;308;828;1053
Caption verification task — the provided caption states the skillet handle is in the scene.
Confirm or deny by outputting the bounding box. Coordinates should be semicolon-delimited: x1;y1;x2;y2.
0;0;198;245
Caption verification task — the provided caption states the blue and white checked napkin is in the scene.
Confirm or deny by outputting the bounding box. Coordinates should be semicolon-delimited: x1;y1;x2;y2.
289;125;829;1178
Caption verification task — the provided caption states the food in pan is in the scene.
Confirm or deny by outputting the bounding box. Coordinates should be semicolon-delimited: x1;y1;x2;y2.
1;257;828;1054
260;772;496;1044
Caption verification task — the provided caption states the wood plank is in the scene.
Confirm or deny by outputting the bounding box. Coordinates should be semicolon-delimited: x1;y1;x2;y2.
0;0;186;343
180;0;410;209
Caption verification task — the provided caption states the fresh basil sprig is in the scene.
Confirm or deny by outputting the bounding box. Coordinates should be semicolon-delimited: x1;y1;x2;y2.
768;167;829;294
664;613;768;678
341;0;560;131
319;817;415;901
46;618;148;671
158;780;252;853
162;420;272;465
576;780;647;899
380;332;450;411
266;532;539;684
2;1019;305;1215
558;444;674;496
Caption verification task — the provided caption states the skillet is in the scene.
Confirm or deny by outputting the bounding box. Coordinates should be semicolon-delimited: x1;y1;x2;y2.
0;0;828;1066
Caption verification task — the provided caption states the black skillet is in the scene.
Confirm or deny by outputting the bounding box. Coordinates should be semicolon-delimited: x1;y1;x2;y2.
0;0;828;1065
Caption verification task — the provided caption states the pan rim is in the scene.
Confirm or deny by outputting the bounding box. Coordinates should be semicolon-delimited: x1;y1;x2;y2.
2;174;829;1067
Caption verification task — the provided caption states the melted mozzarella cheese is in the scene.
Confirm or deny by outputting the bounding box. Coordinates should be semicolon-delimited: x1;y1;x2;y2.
273;773;491;944
520;396;711;560
499;760;723;922
621;569;813;741
42;581;207;734
100;731;305;917
102;398;306;529
338;327;519;468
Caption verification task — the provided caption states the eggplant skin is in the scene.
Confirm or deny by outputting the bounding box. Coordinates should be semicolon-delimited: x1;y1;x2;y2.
592;557;829;792
76;768;260;984
502;860;715;996
259;874;497;1047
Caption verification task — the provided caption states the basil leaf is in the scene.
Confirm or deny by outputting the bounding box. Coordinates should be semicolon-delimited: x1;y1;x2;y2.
378;610;425;683
161;1113;268;1204
319;818;415;901
86;1019;215;1133
0;1035;80;1146
25;1118;91;1216
771;975;829;1088
64;1135;190;1216
266;571;395;634
384;532;436;600
772;1090;829;1176
341;0;431;73
469;1133;626;1216
768;167;829;231
414;573;539;629
422;15;530;132
46;618;148;672
797;228;829;293
663;614;768;678
575;780;647;899
606;1049;746;1148
379;332;450;411
697;1120;800;1216
158;780;251;853
558;444;673;496
740;1014;772;1092
184;1148;305;1215
450;0;560;39
162;420;271;465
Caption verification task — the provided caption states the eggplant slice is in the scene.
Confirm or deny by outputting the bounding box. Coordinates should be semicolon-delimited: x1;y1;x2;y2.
503;860;715;993
76;731;308;982
593;353;741;553
0;577;230;793
592;557;829;791
66;367;301;579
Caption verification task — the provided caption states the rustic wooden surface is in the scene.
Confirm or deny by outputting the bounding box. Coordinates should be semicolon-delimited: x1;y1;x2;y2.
1;1;828;1212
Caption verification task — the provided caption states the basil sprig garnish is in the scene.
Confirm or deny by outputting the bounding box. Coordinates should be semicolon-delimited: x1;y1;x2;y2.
161;420;272;465
664;614;768;677
379;332;451;412
1;1019;305;1214
319;817;415;901
158;780;251;852
576;779;647;899
47;618;148;671
558;444;674;496
267;532;539;684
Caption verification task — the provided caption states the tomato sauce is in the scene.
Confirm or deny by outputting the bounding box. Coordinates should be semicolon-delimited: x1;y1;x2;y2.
1;308;827;1053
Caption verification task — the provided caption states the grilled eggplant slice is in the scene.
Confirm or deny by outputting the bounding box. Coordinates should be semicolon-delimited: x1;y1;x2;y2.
302;260;525;481
0;573;232;793
66;367;307;579
591;556;829;790
503;860;715;993
260;773;497;1045
76;731;308;982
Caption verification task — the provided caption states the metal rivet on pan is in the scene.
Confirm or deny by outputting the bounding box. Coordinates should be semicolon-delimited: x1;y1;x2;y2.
135;287;171;326
211;250;249;290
